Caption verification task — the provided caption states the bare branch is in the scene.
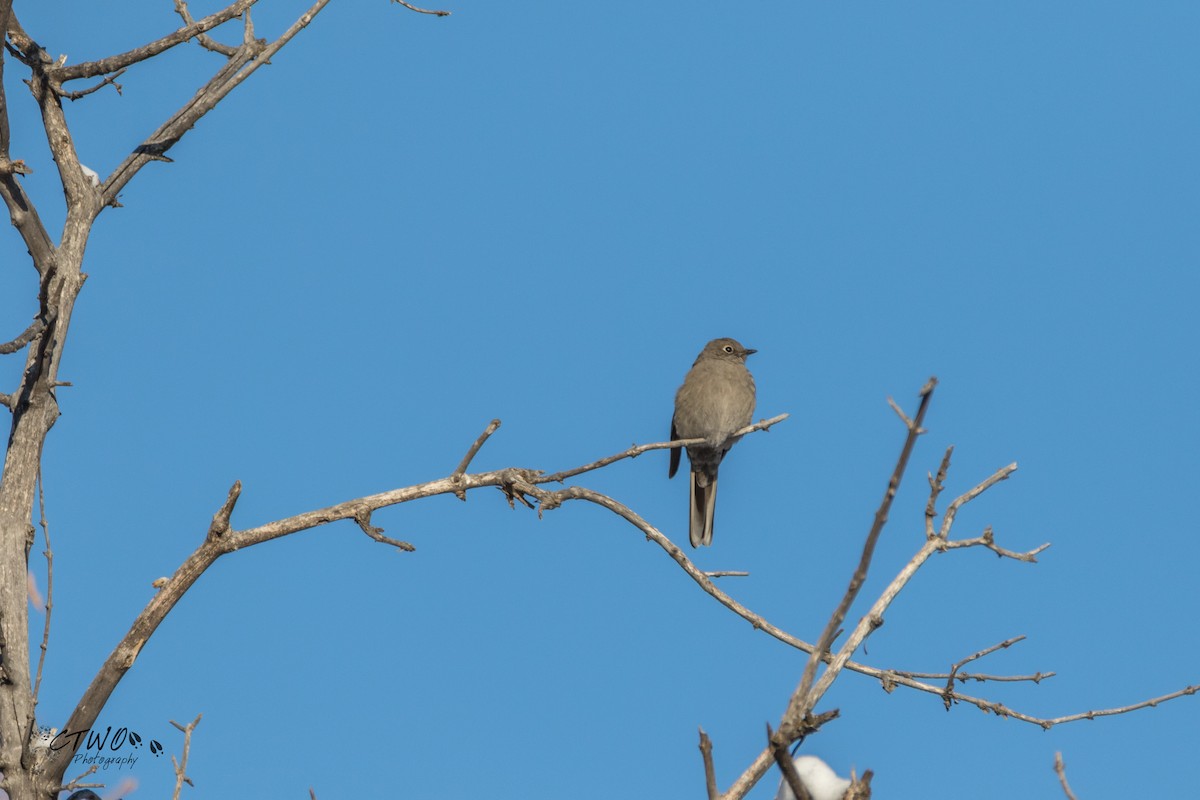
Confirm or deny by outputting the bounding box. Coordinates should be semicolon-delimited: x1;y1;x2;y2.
52;1;256;83
942;637;1025;708
924;445;952;538
454;418;501;476
893;667;1055;685
886;396;914;429
206;481;241;539
57;763;100;792
541;413;789;485
46;419;791;780
452;419;501;498
0;311;53;355
60;69;126;101
353;508;415;551
174;0;240;56
170;713;202;800
698;728;718;800
937;463;1018;539
780;379;937;745
1054;752;1078;800
941;524;1050;561
1037;684;1200;727
390;0;452;16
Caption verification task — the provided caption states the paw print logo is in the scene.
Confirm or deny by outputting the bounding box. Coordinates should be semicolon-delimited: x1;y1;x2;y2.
128;731;143;748
149;739;163;757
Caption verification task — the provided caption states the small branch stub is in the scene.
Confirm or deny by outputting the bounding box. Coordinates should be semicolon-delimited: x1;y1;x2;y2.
207;481;242;539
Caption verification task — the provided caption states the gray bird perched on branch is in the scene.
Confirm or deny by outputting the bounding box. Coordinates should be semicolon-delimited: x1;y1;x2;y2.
669;337;757;547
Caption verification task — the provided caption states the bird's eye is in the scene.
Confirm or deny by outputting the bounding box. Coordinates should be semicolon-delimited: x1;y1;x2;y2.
723;345;734;353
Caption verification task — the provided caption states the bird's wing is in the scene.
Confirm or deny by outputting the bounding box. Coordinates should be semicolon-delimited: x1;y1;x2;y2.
668;419;681;478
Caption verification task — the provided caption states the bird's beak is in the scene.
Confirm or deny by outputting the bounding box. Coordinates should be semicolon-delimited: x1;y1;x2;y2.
744;348;757;356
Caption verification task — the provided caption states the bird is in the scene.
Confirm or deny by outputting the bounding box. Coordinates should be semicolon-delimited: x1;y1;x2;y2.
773;754;852;800
669;337;757;547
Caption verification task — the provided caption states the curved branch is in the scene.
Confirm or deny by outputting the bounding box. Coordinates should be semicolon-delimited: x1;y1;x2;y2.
390;0;452;16
44;419;784;781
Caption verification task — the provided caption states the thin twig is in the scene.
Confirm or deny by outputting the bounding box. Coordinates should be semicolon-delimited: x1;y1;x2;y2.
58;764;100;792
938;464;1017;538
1038;684;1200;726
390;0;451;16
353;508;415;551
943;636;1025;708
1054;752;1078;800
782;379;937;742
454;418;501;476
886;396;914;429
452;419;501;498
170;713;202;800
174;0;239;56
940;524;1049;561
61;68;126;100
924;446;953;538
893;668;1055;684
541;414;789;485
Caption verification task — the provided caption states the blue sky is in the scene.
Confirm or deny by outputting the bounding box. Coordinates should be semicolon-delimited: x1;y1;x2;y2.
2;1;1198;798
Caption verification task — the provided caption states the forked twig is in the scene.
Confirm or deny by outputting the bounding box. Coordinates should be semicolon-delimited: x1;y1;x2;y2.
943;637;1026;708
170;713;202;800
783;379;937;742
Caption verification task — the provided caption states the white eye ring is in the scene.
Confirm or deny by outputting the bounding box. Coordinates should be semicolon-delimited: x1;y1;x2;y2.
723;345;734;353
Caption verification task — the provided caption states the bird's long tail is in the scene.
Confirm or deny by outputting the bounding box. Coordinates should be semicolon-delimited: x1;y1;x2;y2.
689;471;718;547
